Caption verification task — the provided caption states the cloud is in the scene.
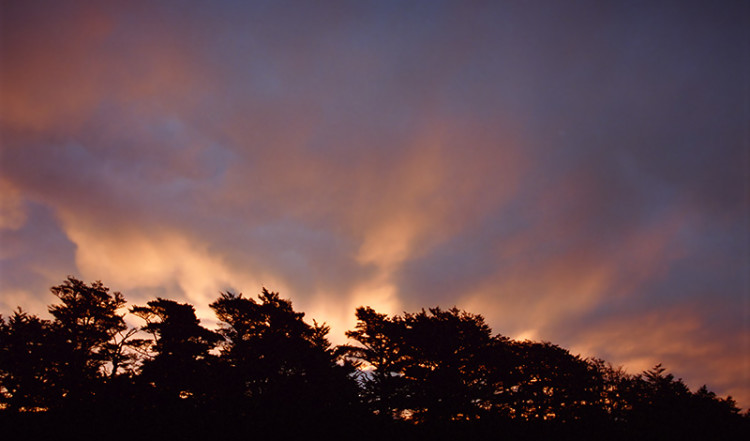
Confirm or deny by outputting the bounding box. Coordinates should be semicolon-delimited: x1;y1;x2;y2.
566;306;750;410
0;179;26;230
1;0;747;408
0;200;77;316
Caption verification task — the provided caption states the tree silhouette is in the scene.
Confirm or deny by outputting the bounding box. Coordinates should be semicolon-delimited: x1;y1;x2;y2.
339;305;749;438
399;307;498;423
130;298;222;409
614;363;747;439
338;306;411;419
209;289;360;434
503;341;602;422
585;358;631;423
1;278;748;439
341;306;504;423
46;277;133;407
0;310;58;411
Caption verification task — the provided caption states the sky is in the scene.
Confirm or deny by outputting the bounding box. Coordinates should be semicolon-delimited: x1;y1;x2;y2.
1;0;748;408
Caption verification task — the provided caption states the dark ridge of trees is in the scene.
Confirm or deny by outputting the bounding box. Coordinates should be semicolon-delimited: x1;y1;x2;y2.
0;277;747;440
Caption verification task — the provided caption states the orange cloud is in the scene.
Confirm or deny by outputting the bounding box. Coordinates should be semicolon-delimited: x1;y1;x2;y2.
567;307;749;411
1;0;745;410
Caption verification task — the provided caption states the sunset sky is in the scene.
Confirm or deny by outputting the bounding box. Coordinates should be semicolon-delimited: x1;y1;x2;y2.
1;1;748;408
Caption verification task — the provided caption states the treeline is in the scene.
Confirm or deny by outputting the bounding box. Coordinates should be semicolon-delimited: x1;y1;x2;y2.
0;277;746;439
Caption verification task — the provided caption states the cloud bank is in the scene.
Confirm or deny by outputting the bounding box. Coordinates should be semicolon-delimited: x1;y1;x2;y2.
1;1;747;407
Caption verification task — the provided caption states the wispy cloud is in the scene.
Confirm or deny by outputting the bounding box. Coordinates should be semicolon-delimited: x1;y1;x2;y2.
1;0;747;407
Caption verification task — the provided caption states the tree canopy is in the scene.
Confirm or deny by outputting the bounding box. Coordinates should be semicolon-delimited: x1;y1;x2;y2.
1;277;747;439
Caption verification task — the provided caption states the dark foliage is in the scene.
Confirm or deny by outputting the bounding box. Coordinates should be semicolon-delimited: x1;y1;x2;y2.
1;277;747;440
208;289;361;430
0;310;57;411
130;298;223;409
